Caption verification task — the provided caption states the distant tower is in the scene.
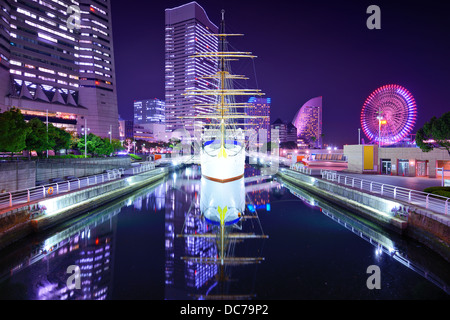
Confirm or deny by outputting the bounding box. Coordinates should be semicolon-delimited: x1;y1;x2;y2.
164;2;219;134
292;97;322;148
245;97;271;141
134;99;165;125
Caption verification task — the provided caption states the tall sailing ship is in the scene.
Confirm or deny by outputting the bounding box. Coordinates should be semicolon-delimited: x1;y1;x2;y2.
184;10;266;226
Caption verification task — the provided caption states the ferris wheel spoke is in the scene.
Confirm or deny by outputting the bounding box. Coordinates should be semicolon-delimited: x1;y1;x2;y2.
361;85;417;146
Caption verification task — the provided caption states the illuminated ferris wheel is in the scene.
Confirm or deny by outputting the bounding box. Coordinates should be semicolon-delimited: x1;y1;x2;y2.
360;84;417;146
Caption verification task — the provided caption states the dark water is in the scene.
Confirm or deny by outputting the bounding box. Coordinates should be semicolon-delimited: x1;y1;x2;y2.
0;165;448;300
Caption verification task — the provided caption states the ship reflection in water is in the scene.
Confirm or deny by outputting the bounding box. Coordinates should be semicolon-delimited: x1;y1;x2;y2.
165;165;272;300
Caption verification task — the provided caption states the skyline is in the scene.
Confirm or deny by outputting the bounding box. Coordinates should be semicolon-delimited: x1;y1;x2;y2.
111;0;450;147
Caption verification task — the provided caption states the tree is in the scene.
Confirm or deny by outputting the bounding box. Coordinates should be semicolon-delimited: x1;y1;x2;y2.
49;125;72;154
25;118;55;158
111;139;124;153
0;108;30;158
95;137;114;156
416;112;450;156
77;133;113;157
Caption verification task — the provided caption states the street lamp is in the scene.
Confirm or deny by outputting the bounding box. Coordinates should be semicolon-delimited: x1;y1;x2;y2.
46;109;48;158
376;109;383;148
82;118;90;158
108;124;112;144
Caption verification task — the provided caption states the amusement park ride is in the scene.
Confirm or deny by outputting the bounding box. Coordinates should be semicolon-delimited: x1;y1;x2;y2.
361;84;417;147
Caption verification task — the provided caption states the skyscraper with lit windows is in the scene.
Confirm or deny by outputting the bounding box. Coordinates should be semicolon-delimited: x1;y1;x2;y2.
164;1;219;134
245;96;271;142
134;98;165;125
292;96;322;148
0;0;119;138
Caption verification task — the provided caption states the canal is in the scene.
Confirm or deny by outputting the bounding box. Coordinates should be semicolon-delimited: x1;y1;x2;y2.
0;165;448;300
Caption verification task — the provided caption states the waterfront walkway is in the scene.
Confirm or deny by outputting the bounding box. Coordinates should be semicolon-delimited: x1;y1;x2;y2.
0;162;159;212
326;172;442;192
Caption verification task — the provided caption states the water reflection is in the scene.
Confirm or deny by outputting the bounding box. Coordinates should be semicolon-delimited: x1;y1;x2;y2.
0;180;165;300
0;165;448;299
277;177;450;295
165;165;270;299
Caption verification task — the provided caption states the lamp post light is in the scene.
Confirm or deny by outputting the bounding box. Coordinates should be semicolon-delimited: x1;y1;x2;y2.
376;109;383;148
46;109;48;158
108;125;112;144
82;118;90;158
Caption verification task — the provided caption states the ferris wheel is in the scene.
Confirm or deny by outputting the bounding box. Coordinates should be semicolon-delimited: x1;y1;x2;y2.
360;84;417;146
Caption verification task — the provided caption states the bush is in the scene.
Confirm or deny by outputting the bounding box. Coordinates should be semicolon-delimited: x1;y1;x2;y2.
129;153;142;160
424;187;450;198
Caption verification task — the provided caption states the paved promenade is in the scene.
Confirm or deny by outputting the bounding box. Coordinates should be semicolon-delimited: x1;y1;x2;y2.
336;172;442;192
304;160;444;192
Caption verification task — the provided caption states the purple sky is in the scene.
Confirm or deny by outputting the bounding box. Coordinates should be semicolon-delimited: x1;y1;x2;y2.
111;0;450;147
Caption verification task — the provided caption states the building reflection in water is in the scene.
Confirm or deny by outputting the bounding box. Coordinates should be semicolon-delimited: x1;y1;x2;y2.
0;180;164;300
277;176;450;295
164;165;273;300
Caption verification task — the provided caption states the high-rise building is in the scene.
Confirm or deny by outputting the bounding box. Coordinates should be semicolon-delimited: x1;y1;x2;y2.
118;116;133;141
271;118;287;143
0;0;119;138
134;98;165;125
292;96;322;148
165;2;219;134
245;97;271;142
286;122;297;143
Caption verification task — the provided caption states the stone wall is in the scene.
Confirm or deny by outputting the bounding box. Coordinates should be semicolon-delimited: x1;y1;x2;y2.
278;169;450;262
35;157;132;183
279;170;406;233
0;161;36;192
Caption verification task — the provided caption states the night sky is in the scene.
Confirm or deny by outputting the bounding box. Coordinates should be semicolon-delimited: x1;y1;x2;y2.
110;0;450;147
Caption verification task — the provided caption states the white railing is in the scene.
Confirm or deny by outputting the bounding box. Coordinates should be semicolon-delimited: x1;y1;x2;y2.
290;163;312;175
0;168;125;210
132;162;155;175
320;169;449;215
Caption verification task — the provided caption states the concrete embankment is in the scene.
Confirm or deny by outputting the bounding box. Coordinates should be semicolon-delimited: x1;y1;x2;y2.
0;168;168;249
277;169;450;262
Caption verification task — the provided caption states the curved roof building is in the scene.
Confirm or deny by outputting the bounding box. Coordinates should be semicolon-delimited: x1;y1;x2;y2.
292;97;322;148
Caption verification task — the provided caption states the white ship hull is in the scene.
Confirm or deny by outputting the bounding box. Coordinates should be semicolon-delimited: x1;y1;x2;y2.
200;175;245;225
200;140;245;183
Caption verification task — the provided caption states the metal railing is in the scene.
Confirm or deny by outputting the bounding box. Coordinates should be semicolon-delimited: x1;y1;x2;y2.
132;162;156;175
289;163;312;175
320;169;449;215
0;168;124;210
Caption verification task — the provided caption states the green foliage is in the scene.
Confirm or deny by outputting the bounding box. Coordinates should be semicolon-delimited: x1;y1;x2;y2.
49;124;72;153
423;186;450;198
416;112;450;155
0;108;30;154
25;118;55;157
129;153;142;160
78;133;114;157
111;138;124;152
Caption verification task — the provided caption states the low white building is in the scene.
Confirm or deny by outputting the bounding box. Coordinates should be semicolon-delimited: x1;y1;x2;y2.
344;144;450;178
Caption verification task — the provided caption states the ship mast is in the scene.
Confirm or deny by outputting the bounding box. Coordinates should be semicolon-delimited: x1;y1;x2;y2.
183;10;267;155
219;10;226;151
